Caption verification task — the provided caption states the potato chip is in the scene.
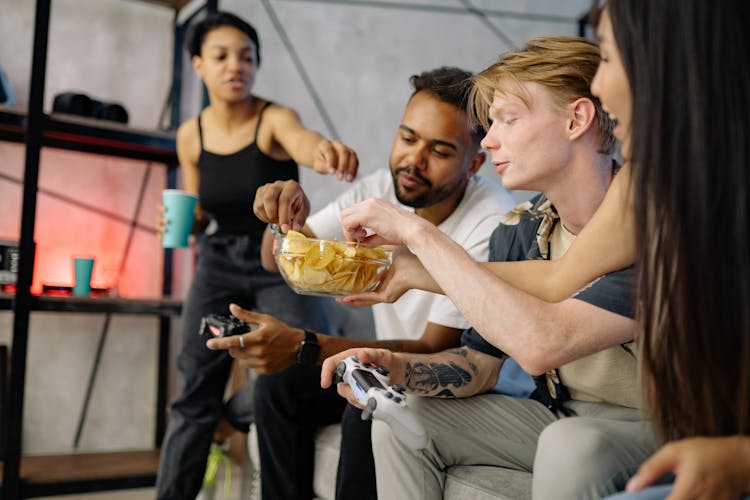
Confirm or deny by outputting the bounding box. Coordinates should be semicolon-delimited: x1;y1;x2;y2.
274;232;391;296
305;243;336;270
281;232;312;254
286;230;306;239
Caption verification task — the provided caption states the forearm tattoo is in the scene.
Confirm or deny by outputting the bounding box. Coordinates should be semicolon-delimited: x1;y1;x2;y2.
404;348;477;398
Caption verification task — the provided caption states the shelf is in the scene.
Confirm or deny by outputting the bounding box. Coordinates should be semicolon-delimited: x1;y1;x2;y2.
0;105;177;163
0;450;160;497
0;292;182;316
134;0;193;10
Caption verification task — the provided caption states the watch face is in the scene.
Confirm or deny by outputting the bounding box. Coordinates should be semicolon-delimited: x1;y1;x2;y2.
297;340;321;366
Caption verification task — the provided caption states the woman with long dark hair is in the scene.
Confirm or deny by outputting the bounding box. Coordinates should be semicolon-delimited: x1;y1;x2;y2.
594;0;750;497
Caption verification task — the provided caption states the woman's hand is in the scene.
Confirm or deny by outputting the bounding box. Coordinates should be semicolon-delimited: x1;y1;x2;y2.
155;203;168;237
626;436;750;500
313;139;358;182
253;180;310;233
337;247;426;307
341;198;430;247
320;348;404;408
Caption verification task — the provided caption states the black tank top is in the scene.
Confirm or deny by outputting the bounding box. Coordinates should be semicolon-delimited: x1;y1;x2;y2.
197;101;299;236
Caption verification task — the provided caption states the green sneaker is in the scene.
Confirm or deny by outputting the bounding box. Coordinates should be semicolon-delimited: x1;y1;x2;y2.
203;442;232;497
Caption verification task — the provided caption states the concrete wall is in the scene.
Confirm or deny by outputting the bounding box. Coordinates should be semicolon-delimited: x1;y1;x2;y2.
0;0;590;453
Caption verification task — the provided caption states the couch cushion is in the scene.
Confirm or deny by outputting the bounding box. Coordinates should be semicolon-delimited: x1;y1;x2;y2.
445;465;532;500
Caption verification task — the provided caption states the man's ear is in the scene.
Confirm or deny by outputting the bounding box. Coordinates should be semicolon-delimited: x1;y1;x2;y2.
567;97;596;142
468;151;486;177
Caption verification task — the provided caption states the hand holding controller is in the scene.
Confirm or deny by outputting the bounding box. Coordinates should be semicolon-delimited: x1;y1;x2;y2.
333;355;427;449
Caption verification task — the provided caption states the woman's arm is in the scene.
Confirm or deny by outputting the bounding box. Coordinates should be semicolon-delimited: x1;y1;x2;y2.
625;436;750;499
483;164;635;301
175;119;209;233
266;105;359;181
341;165;635;306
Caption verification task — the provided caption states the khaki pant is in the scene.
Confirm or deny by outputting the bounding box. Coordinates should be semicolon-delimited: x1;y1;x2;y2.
372;394;657;500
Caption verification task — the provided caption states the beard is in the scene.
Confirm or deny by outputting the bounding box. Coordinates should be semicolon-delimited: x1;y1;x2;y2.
391;166;466;209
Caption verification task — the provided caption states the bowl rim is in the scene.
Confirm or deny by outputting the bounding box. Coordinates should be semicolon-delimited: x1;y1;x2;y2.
274;235;392;264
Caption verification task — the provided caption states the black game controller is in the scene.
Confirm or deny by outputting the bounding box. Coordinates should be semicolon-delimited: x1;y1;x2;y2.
200;314;252;338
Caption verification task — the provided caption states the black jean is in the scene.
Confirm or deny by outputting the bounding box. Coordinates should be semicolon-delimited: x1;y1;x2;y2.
156;234;328;500
254;364;378;500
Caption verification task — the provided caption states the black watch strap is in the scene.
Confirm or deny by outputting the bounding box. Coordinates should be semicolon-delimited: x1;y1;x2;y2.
296;329;321;366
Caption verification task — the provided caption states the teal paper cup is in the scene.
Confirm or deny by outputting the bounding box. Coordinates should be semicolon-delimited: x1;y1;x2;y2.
162;189;198;248
72;256;95;297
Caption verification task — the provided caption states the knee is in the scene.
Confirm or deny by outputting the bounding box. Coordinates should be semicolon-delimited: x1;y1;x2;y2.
533;418;618;500
537;418;607;460
536;418;610;466
371;419;396;459
253;372;289;413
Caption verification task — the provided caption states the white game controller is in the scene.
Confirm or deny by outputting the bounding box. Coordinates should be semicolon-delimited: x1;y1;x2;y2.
334;355;428;450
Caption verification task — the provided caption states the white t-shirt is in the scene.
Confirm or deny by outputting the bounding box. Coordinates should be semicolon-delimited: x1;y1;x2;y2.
307;168;515;341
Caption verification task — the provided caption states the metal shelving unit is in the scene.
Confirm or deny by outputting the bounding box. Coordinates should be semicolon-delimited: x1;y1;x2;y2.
0;0;217;497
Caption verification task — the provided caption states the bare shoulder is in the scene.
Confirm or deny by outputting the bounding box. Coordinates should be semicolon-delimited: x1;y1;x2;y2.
176;116;200;163
262;102;302;127
176;116;198;145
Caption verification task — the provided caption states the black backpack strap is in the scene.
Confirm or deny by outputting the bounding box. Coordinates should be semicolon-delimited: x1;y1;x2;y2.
530;369;575;417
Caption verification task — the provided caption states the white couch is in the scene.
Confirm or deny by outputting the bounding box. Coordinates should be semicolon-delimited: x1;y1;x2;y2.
247;423;532;500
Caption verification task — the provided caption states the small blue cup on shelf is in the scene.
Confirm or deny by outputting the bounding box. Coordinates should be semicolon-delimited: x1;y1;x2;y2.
72;256;95;297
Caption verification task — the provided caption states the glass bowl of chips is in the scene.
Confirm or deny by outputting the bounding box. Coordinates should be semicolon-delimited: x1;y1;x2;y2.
273;230;392;297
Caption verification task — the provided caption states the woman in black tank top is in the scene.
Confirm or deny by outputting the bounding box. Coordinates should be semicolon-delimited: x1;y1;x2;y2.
156;12;359;499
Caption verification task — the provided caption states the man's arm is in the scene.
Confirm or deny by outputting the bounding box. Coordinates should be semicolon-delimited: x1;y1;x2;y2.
398;230;637;375
253;179;318;272
320;346;502;399
400;347;502;398
340;197;637;375
205;304;462;374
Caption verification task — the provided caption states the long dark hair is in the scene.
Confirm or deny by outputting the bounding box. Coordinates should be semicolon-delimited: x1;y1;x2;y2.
607;0;750;440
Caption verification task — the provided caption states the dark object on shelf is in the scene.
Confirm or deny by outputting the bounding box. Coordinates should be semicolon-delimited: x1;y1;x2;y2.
41;283;111;297
0;239;20;284
91;100;129;124
53;92;129;124
52;92;94;116
1;66;16;105
41;284;72;296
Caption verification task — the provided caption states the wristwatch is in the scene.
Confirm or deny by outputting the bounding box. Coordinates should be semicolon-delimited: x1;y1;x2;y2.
296;329;321;366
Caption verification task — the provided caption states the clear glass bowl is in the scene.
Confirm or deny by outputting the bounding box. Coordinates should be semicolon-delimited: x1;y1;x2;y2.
273;233;392;297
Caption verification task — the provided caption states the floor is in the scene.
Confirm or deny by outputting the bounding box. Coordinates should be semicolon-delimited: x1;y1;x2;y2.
36;462;248;500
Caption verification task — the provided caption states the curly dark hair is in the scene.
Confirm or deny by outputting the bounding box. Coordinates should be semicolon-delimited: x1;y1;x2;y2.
185;11;261;66
410;67;484;144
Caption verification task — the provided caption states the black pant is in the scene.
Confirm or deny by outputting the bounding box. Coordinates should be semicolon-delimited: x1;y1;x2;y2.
336;405;377;500
254;365;378;500
156;234;328;500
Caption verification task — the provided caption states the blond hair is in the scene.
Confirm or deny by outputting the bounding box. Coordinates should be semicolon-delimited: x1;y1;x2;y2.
470;36;616;154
